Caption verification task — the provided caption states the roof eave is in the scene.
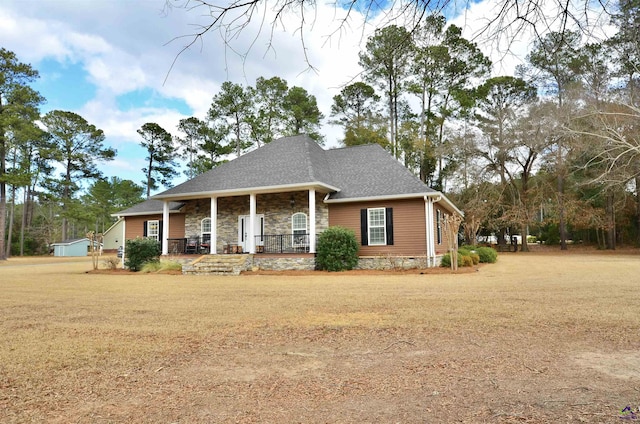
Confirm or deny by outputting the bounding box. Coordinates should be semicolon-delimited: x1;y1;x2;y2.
152;182;341;201
324;192;432;203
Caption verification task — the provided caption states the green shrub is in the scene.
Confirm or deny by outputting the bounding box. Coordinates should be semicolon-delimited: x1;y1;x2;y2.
124;238;160;272
316;226;359;271
440;252;463;268
458;248;480;265
476;246;498;263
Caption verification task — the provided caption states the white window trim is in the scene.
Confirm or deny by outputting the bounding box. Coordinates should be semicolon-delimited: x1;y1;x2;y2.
368;207;386;246
147;219;159;242
292;212;307;235
201;218;212;238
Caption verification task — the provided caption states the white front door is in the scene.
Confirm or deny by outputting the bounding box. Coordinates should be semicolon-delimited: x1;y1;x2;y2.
238;214;264;252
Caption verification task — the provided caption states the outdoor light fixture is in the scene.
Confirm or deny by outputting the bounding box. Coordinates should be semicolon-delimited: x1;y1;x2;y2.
290;195;295;209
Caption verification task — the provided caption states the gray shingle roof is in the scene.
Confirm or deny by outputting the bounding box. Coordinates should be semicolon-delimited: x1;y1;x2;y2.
151;134;436;202
325;144;436;200
114;199;184;217
155;135;338;199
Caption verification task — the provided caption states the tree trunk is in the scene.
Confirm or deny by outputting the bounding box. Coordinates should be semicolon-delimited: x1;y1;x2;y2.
636;176;640;246
606;190;616;250
5;185;15;258
558;173;567;250
520;225;529;252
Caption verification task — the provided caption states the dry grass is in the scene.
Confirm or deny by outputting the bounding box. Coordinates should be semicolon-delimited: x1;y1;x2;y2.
1;252;640;423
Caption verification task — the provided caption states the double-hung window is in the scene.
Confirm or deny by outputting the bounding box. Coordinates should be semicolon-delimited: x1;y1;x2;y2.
146;220;159;242
360;207;394;246
368;208;386;245
292;212;308;246
201;218;211;243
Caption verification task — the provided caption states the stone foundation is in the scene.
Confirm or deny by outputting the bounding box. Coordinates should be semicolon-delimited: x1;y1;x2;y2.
356;255;431;270
251;255;316;271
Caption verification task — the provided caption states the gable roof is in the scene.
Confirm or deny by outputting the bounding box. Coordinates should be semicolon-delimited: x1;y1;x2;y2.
114;199;184;217
146;134;461;215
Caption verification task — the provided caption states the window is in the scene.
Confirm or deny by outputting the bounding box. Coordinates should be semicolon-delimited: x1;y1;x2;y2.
292;212;307;245
201;218;212;245
146;220;159;241
368;208;386;245
360;208;394;246
201;218;211;237
436;209;442;245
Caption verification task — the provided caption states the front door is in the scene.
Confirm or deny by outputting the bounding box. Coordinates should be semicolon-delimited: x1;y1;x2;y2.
238;214;264;252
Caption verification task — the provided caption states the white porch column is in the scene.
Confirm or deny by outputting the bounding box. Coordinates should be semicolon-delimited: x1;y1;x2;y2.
210;196;217;254
309;189;316;253
249;193;256;254
162;201;170;255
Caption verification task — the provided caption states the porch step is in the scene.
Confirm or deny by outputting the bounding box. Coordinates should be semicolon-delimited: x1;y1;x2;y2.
183;254;250;276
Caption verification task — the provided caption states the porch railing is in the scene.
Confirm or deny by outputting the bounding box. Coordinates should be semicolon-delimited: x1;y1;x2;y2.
256;234;310;254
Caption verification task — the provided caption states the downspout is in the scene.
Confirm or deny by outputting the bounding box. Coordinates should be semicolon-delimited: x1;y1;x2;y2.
120;216;126;269
425;194;442;267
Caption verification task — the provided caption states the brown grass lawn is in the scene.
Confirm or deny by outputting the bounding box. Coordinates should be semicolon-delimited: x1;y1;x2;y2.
1;252;639;423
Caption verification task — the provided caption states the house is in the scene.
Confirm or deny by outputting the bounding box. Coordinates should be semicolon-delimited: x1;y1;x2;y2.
51;238;90;257
114;135;462;271
102;218;124;252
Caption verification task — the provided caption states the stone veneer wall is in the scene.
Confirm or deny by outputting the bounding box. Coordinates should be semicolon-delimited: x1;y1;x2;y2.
251;256;316;271
356;255;435;270
183;191;329;253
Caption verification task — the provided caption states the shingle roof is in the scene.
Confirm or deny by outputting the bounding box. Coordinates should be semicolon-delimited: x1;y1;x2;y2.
151;134;436;202
155;135;338;199
325;144;436;200
114;199;184;217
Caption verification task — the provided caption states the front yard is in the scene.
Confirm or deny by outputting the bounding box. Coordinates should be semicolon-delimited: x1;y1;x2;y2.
1;252;639;422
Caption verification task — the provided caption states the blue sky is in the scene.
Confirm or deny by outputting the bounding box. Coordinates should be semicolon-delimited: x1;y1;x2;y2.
1;0;528;194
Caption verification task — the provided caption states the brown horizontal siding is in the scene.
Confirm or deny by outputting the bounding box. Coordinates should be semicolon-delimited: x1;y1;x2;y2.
328;198;427;256
124;214;186;240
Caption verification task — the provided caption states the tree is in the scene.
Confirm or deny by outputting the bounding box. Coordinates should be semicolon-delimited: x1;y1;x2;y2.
177;116;231;176
176;116;203;180
209;81;253;156
41;110;115;241
359;25;413;158
0;48;40;260
330;81;387;147
282;86;324;143
82;177;145;233
528;30;584;250
247;76;288;146
137;122;177;198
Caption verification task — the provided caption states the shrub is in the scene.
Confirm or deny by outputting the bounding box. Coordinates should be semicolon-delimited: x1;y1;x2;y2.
458;248;480;265
316;226;359;271
460;255;474;267
440;252;464;268
124;238;160;272
476;246;498;263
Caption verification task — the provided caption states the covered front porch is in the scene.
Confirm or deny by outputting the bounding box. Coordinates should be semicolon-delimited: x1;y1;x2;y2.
159;188;329;256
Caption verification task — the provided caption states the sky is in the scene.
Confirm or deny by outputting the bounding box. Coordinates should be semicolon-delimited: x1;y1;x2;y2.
0;0;556;193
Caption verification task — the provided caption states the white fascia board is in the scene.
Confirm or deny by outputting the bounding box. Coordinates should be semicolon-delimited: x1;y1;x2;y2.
323;192;431;203
323;191;464;217
427;192;464;217
111;209;182;218
151;182;340;201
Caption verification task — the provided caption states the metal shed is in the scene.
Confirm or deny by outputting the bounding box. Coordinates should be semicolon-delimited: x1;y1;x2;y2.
51;238;90;257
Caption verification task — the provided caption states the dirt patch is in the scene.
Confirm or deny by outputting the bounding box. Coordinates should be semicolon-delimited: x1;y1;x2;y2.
575;351;640;380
